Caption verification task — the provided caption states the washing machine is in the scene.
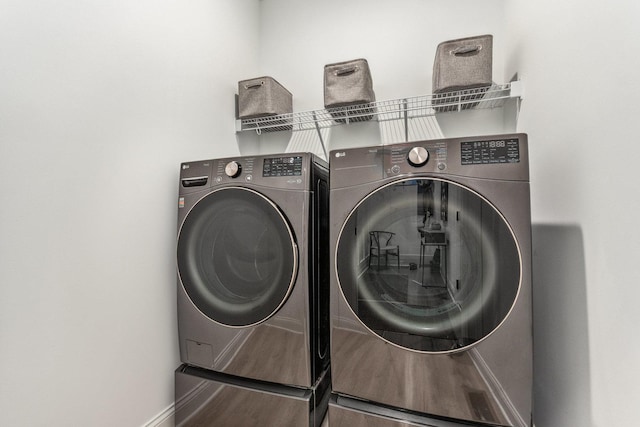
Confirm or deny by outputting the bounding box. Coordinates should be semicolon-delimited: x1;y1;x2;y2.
329;134;532;426
176;153;330;389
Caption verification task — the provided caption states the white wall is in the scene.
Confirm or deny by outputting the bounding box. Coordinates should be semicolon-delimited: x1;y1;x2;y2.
255;1;640;426
246;0;510;155
4;1;638;426
0;1;259;426
258;0;506;111
505;1;640;426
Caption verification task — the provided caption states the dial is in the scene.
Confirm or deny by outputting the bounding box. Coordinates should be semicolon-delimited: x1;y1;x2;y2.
224;161;242;178
407;147;429;167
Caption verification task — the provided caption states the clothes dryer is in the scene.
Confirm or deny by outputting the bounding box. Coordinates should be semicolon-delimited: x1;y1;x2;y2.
177;153;330;388
329;134;532;426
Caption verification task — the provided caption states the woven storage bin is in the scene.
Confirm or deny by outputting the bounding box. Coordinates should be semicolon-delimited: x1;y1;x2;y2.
324;58;375;123
432;35;493;111
238;76;292;119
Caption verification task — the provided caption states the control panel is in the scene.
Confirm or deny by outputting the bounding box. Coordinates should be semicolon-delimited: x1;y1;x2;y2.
385;141;448;177
263;156;303;177
460;138;520;165
195;155;310;188
331;133;528;186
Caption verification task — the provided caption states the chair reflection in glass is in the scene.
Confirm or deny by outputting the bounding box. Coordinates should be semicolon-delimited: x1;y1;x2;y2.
368;231;400;271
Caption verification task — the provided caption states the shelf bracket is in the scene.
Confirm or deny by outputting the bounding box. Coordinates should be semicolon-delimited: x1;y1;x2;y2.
509;80;525;100
403;99;409;142
312;111;328;159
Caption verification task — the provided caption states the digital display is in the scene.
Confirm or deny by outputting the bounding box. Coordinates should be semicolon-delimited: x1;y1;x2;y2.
263;156;303;177
461;138;520;165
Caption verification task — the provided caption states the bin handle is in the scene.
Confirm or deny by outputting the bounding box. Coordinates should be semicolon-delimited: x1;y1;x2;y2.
335;66;358;76
244;81;264;89
451;45;482;56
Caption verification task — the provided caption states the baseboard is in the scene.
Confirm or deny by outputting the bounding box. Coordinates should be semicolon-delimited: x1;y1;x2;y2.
469;348;527;427
143;403;175;427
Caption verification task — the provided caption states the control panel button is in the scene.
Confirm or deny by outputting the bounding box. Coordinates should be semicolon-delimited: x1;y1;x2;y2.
407;147;429;167
391;165;400;174
263;156;303;177
224;161;241;178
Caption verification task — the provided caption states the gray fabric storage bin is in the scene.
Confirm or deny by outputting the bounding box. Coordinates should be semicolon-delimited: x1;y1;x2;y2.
238;76;292;119
432;35;493;111
324;58;375;122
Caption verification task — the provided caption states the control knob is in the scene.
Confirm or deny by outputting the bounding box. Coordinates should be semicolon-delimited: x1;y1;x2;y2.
407;147;429;167
224;161;242;178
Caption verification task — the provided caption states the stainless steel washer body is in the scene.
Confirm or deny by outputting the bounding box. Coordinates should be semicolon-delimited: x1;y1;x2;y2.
329;134;532;426
176;153;330;389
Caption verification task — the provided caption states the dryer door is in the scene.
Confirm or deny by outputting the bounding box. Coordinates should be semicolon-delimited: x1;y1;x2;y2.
336;178;520;353
178;187;297;327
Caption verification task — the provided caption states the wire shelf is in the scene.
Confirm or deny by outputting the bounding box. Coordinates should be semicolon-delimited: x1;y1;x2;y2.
236;82;520;134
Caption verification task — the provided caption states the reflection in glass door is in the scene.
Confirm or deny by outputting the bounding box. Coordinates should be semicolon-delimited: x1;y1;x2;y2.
336;178;521;353
177;188;298;327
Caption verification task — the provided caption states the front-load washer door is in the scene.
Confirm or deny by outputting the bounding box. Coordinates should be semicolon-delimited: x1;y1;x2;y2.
178;187;298;327
336;178;520;353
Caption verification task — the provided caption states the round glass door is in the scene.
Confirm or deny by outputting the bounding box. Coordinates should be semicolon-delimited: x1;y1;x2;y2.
336;178;520;353
178;187;297;327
